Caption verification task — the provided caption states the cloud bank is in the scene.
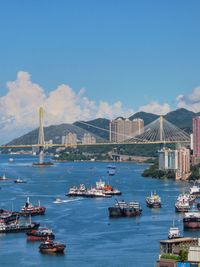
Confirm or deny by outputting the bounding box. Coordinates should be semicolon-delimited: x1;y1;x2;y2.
0;71;134;143
176;87;200;112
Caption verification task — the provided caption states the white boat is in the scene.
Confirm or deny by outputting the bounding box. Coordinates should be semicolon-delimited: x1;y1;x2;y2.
168;227;181;239
53;198;68;204
8;158;14;163
14;178;26;184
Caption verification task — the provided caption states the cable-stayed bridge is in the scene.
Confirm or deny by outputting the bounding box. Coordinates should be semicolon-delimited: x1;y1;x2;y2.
0;108;190;149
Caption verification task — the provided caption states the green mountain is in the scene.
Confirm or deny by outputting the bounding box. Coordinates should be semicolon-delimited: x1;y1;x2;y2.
74;118;110;140
129;111;159;125
7;123;104;146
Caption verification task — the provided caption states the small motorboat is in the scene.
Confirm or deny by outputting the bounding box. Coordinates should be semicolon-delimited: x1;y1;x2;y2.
53;198;67;204
168;226;181;239
14;178;26;184
39;239;66;253
8;158;14;163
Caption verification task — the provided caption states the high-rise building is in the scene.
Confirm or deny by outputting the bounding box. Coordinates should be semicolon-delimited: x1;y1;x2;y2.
158;147;190;180
65;133;77;147
193;117;200;161
109;118;144;143
82;133;96;145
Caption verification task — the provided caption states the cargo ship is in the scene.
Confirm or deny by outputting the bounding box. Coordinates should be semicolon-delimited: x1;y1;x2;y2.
108;200;142;217
19;197;46;216
39;240;66;253
27;227;55;241
0;220;40;233
146;192;161;208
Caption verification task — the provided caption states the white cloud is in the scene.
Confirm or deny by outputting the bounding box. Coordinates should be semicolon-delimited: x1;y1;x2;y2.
176;87;200;112
0;71;133;143
139;101;171;115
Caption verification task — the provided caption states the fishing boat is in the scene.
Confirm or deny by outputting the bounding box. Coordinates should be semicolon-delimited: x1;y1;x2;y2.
108;200;142;217
19;197;46;216
146;192;162;208
39;240;66;253
27;227;55;241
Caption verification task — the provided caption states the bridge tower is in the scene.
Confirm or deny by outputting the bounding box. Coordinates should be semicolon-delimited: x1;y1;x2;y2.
159;116;163;142
38;107;45;164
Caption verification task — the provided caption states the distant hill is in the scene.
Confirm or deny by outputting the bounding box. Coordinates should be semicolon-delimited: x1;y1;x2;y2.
7;123;104;146
74;118;110;140
129;111;159;125
164;108;195;131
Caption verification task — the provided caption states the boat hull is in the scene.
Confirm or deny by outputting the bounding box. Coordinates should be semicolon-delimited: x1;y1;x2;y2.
183;218;200;229
27;234;55;241
146;201;161;208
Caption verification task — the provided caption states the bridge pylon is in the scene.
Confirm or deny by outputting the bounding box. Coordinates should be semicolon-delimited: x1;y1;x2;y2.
38;107;45;164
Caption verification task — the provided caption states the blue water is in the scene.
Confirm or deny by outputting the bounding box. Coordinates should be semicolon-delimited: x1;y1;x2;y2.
0;154;192;267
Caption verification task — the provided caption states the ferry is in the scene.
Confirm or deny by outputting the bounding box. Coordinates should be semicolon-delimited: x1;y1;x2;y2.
19;197;46;216
146;192;162;208
108;200;142;217
39;240;66;253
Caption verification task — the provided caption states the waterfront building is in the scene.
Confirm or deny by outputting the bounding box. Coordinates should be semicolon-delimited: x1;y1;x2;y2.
193;116;200;164
158;147;190;180
109;118;144;143
82;133;96;145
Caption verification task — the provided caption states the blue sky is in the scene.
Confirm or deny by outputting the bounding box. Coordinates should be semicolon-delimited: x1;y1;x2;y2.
1;1;200;109
1;1;200;142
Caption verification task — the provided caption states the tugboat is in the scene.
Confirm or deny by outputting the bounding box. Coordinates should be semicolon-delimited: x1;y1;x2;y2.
39;239;66;253
0;220;39;233
146;192;162;208
175;193;190;212
19;197;46;216
108;200;142;217
27;227;55;241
